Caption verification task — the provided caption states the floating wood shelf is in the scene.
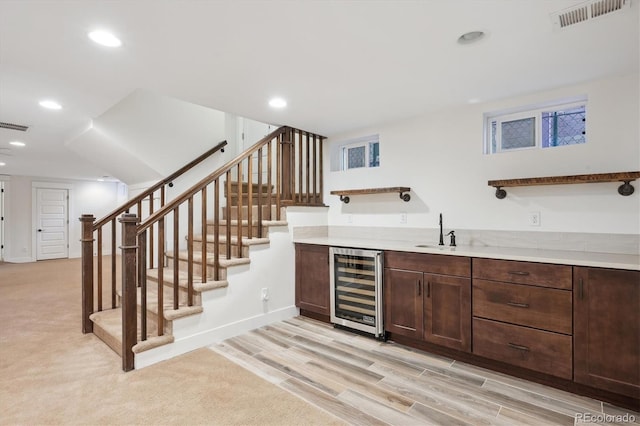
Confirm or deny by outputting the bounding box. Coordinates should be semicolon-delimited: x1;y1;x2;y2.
488;171;640;199
330;187;411;203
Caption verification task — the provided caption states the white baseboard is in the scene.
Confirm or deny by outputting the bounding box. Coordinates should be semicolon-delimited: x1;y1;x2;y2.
134;305;300;370
4;256;34;263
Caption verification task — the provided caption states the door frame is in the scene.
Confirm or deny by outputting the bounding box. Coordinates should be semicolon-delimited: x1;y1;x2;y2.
31;181;73;262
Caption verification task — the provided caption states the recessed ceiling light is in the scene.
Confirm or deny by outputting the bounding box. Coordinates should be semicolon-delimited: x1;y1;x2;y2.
88;30;122;47
0;162;6;166
9;141;26;147
269;98;287;108
457;31;485;45
468;98;481;104
39;100;62;110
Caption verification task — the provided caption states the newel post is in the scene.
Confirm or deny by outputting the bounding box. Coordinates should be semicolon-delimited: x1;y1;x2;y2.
80;214;95;333
120;213;139;372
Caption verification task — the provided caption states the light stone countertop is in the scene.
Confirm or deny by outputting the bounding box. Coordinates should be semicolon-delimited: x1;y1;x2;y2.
293;236;640;271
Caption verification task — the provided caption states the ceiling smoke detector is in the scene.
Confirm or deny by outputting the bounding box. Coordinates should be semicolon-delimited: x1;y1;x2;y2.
551;0;631;29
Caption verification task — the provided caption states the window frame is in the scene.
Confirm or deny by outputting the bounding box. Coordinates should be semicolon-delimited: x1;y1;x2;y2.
485;99;587;155
338;135;380;171
342;142;369;170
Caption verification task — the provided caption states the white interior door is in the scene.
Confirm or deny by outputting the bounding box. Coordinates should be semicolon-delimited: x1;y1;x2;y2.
36;188;69;260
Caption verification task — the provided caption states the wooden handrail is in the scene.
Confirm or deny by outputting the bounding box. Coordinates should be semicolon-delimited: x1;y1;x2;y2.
93;140;227;230
137;128;287;234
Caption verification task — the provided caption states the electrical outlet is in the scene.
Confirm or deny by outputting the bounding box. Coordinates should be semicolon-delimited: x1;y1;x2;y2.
261;287;269;301
400;213;407;224
529;212;541;226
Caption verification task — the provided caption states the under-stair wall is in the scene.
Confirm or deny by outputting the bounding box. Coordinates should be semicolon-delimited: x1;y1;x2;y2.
135;207;328;368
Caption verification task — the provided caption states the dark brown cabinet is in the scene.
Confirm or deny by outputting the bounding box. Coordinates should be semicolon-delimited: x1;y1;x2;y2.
472;258;573;379
383;268;423;339
295;244;330;317
574;267;640;399
384;251;471;352
424;273;471;350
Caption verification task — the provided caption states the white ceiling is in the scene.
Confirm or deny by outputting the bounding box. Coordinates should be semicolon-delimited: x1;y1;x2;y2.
0;0;638;181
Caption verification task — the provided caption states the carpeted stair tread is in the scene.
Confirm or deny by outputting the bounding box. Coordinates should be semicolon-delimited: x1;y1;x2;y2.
90;308;170;355
146;268;229;292
208;219;288;227
132;334;175;354
166;250;251;267
136;286;204;321
192;234;271;246
114;285;205;321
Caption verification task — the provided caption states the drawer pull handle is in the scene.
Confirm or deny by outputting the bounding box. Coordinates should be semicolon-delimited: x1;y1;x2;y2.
508;343;530;352
508;271;530;276
506;301;529;308
417;280;421;296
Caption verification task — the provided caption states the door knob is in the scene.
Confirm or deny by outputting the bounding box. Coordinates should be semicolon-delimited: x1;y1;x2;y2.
37;229;43;232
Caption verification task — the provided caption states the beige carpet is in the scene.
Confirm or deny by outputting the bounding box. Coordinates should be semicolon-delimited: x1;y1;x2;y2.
0;258;343;425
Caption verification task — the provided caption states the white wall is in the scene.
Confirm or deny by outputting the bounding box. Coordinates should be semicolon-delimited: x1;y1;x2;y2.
325;73;640;235
2;175;123;262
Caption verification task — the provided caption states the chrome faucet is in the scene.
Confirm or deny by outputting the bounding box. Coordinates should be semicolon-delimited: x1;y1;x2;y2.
439;213;444;246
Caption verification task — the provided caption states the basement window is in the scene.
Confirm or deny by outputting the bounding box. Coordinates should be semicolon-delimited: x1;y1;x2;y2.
485;99;587;154
331;135;380;171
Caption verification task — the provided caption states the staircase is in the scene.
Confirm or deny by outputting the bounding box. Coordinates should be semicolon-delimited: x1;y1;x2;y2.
80;127;325;371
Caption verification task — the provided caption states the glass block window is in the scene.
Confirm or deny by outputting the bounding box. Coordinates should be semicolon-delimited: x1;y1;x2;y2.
335;135;380;171
485;98;587;154
501;117;535;150
347;146;366;169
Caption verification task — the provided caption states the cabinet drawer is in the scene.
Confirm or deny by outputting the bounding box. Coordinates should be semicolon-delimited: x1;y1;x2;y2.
473;318;572;379
385;251;470;277
472;258;572;290
473;280;572;335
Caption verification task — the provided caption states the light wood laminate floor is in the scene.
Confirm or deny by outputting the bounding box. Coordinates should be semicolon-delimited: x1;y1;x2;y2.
210;316;639;426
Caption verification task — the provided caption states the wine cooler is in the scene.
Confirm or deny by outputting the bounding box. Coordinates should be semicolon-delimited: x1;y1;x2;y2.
330;247;384;338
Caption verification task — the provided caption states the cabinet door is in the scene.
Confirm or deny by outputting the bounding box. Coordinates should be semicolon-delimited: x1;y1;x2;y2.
295;244;330;316
574;267;640;398
384;268;423;339
424;274;471;352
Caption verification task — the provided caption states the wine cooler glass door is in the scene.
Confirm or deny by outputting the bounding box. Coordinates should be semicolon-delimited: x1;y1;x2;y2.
330;248;383;337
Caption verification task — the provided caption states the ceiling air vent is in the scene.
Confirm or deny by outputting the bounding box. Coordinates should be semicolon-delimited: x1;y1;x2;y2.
0;121;29;132
551;0;630;29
